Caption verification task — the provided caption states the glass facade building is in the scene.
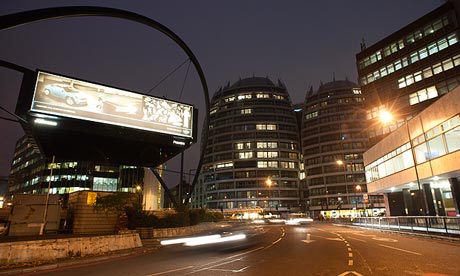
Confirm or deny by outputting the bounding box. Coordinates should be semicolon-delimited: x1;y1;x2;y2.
194;77;301;213
364;85;460;216
7;135;158;208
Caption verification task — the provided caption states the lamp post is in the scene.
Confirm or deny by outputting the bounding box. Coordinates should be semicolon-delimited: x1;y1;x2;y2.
355;184;362;217
336;159;358;216
136;185;142;209
266;177;272;213
379;110;425;215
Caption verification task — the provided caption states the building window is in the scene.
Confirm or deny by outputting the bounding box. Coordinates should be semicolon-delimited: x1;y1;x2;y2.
238;152;253;159
241;108;252;114
257;151;279;158
93;177;118;192
257;161;278;168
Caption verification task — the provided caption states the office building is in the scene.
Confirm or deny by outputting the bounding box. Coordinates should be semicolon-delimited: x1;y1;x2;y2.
7;135;163;211
357;1;460;145
358;1;460;216
302;80;385;218
364;85;460;216
196;76;301;214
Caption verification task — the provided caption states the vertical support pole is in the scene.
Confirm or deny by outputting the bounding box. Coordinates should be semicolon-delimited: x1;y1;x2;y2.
40;155;55;236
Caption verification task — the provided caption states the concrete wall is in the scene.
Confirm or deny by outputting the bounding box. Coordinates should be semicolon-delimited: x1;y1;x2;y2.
8;194;60;236
0;233;142;266
69;191;118;234
137;222;229;239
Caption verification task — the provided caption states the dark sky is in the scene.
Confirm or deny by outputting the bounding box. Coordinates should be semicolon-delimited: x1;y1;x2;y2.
0;0;442;187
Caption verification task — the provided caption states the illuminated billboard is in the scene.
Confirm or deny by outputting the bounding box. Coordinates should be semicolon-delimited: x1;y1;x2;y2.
30;71;194;138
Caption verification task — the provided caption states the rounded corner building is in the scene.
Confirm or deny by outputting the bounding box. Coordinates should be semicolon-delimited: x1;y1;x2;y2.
197;76;301;214
302;79;385;218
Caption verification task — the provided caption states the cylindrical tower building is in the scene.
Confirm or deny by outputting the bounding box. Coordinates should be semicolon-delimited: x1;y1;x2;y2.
198;77;301;214
302;80;384;218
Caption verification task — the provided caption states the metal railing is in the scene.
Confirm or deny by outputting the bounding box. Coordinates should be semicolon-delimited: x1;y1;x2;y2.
337;216;460;236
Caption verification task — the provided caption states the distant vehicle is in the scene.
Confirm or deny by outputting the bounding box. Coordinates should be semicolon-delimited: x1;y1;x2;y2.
43;84;88;106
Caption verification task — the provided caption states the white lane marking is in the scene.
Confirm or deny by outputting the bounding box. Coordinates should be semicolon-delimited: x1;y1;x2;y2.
338;270;363;276
348;260;354;266
378;244;422;255
202;258;243;270
346;236;367;243
372;237;397;242
147;265;194;275
227;246;264;258
272;237;282;244
209;266;250;273
348;253;353;258
348;247;352;252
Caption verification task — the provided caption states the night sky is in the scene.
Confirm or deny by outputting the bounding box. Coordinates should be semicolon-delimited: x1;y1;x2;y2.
0;0;442;189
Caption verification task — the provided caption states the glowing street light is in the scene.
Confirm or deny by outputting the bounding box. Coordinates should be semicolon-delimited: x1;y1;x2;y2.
266;177;273;212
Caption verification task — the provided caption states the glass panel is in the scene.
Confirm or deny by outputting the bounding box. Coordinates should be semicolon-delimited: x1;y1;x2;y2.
427;135;446;159
428;42;438;55
445;126;460;152
410;52;419;63
433;63;443;75
414;143;429;164
427;86;438;99
419;48;428;59
409;93;419;105
442;59;454;71
437;38;448;51
423;68;433;78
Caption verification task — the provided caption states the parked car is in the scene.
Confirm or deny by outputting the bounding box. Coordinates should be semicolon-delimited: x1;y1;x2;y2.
43;84;88;106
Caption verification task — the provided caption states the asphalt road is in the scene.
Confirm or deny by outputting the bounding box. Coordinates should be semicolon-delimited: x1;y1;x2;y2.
16;222;460;276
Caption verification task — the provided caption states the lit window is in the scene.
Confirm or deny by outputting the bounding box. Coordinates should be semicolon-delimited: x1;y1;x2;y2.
238;152;253;159
256;93;270;98
238;94;252;100
241;108;252;114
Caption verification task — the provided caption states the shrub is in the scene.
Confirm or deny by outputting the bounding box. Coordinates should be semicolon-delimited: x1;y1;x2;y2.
204;211;224;222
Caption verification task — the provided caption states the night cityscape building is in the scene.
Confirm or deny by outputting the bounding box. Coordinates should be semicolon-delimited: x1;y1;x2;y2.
7;135;164;211
358;1;460;216
302;79;385;218
357;1;460;146
193;77;302;215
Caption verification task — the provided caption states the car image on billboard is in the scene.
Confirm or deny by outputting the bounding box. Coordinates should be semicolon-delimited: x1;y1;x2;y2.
31;71;194;138
43;84;88;106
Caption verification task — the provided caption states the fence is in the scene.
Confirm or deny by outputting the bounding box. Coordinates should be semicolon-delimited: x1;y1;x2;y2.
338;216;460;236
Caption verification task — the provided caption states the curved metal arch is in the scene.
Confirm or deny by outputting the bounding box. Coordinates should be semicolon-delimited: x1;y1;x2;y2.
1;6;210;208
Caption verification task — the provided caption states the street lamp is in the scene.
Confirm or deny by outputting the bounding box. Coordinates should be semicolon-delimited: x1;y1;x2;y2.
265;177;272;212
355;184;362;217
136;185;143;209
379;109;425;215
336;159;357;215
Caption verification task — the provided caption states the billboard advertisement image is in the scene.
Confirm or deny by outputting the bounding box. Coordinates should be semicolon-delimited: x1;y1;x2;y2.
31;71;194;138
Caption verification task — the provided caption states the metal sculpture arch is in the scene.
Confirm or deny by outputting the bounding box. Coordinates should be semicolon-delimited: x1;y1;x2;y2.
0;6;210;208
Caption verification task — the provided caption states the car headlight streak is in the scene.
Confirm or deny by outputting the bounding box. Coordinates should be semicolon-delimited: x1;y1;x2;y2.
160;233;247;247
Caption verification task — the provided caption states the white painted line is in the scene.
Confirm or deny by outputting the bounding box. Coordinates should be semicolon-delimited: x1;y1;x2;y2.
272;237;282;244
147;265;194;275
347;236;367;243
338;270;363;276
348;260;354;266
378;244;422;255
348;253;353;258
348;247;352;251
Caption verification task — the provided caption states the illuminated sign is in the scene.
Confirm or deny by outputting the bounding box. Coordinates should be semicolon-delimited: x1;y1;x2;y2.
30;71;194;138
